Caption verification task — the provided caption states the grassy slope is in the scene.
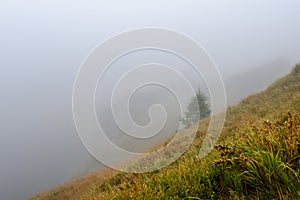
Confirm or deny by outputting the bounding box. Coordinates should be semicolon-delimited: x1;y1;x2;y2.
33;64;300;200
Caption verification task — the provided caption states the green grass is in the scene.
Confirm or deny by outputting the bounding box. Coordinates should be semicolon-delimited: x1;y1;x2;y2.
32;63;300;200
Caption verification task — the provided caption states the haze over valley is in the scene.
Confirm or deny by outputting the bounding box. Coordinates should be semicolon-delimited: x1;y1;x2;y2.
1;1;300;199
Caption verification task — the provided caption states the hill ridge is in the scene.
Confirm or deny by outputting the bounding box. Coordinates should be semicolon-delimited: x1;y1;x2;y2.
32;63;300;200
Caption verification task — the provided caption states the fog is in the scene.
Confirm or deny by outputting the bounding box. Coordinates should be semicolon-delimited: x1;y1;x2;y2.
0;1;300;199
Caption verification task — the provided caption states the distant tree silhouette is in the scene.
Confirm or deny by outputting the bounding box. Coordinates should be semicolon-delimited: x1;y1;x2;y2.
182;89;211;128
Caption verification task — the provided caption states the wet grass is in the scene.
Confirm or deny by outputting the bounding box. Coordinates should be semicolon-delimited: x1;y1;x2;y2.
32;63;300;200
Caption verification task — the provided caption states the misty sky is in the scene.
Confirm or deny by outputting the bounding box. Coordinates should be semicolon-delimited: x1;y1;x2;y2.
0;1;300;199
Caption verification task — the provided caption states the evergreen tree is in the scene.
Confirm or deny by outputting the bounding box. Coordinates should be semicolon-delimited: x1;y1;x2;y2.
182;88;211;128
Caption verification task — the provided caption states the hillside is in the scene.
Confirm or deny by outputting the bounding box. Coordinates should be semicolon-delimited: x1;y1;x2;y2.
224;58;291;105
33;63;300;199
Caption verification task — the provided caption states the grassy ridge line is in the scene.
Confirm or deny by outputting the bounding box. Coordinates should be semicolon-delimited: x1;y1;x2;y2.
32;63;300;199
